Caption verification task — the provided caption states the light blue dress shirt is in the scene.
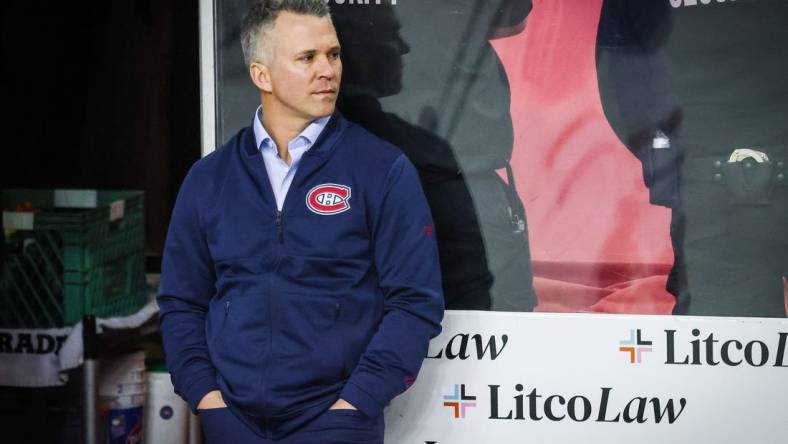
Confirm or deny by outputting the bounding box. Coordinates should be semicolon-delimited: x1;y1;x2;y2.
253;107;330;210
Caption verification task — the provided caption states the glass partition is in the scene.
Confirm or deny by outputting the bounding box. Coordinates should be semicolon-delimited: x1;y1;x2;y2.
210;0;788;318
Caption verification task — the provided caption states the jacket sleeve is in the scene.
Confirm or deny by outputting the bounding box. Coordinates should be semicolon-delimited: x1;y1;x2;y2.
157;166;219;412
339;154;445;418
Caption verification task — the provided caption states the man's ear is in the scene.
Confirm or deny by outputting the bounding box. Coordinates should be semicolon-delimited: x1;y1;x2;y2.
249;62;273;93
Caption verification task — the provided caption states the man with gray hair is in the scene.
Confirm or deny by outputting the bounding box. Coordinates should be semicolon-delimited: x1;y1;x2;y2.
157;0;444;442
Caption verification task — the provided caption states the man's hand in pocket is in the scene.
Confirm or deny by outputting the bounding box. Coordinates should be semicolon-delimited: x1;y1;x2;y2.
197;390;227;410
328;399;357;410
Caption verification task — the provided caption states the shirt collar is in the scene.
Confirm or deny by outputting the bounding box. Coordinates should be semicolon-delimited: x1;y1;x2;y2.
253;106;330;152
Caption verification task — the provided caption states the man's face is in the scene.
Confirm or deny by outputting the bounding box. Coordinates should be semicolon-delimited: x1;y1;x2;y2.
259;12;342;126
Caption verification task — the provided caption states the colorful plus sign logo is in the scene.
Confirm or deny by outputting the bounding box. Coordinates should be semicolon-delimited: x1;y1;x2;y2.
443;384;476;418
619;329;653;364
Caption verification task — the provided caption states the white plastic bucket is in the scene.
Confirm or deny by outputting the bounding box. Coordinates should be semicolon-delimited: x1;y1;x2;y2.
100;382;147;397
144;371;189;444
100;352;146;385
104;404;144;444
99;352;147;444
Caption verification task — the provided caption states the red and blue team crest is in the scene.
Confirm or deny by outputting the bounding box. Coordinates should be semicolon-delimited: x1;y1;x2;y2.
306;183;352;215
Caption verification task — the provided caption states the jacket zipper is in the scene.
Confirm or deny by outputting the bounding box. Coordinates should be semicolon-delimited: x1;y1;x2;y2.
275;210;284;244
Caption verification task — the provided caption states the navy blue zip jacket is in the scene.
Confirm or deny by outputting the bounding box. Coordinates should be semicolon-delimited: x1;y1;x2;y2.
157;113;444;438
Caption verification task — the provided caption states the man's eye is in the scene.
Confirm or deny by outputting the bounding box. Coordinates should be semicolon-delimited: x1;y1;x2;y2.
329;52;341;60
300;55;314;62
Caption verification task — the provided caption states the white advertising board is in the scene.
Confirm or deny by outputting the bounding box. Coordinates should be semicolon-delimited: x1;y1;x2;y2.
385;311;788;444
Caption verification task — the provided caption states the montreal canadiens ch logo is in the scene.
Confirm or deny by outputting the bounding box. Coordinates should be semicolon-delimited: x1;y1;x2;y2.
306;183;352;215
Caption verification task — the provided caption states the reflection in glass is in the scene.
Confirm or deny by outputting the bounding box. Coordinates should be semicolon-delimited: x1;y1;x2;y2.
597;0;788;317
333;0;537;311
213;0;786;318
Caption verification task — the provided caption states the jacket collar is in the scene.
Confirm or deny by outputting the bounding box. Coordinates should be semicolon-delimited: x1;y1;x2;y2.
243;112;346;159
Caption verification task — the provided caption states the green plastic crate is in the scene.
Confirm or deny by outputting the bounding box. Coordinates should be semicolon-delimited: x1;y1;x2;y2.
1;189;146;328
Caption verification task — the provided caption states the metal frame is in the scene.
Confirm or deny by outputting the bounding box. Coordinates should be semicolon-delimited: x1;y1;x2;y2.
199;0;217;156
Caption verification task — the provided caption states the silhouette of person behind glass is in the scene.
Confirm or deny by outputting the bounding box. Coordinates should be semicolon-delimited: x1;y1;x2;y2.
332;1;536;311
597;0;788;317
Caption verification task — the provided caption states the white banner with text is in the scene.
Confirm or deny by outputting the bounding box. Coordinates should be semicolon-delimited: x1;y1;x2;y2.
385;311;788;444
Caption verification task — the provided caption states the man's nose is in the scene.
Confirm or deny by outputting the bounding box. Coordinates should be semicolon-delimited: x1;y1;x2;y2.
316;55;338;79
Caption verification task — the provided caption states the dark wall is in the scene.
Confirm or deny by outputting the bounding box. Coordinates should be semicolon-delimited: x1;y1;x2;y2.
0;0;201;260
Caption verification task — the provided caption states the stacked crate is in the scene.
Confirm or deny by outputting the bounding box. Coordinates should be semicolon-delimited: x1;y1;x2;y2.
1;190;146;328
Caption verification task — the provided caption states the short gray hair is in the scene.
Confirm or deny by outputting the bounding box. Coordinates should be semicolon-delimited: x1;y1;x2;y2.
241;0;331;67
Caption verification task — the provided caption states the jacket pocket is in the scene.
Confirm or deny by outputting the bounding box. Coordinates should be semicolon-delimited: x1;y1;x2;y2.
207;292;270;399
206;298;230;342
272;291;348;390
